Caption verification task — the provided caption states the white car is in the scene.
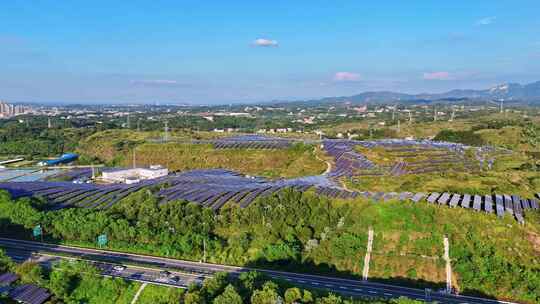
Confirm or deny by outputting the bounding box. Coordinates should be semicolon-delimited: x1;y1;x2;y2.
113;265;126;272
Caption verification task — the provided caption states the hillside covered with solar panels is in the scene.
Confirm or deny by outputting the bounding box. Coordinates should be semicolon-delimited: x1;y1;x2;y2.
1;110;540;304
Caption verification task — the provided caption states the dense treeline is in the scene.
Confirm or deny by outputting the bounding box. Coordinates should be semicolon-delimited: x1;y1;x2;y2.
0;119;93;157
433;129;486;146
0;190;539;303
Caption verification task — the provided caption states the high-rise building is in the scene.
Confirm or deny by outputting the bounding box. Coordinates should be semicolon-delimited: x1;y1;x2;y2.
0;101;28;118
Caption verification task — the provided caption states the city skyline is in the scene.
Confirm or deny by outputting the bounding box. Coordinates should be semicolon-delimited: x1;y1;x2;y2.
1;1;540;104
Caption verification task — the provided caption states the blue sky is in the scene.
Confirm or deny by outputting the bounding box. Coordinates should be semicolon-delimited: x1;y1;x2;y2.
1;1;539;104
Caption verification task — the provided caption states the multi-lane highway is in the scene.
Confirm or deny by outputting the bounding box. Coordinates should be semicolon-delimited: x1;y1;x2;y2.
0;238;516;304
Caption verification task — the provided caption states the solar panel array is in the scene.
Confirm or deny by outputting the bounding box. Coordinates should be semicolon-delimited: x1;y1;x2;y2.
310;189;538;224
0;272;19;286
8;284;51;304
322;139;506;180
0;170;538;224
195;135;295;150
0;169;330;210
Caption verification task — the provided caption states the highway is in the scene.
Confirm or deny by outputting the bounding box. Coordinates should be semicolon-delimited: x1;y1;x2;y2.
5;247;203;289
0;238;516;304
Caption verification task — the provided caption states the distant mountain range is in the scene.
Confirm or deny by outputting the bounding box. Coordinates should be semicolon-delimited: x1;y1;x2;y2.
304;81;540;104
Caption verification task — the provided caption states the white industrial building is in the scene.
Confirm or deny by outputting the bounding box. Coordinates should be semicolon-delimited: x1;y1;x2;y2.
101;165;168;184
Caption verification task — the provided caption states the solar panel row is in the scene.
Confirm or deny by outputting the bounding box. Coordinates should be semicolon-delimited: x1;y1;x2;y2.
9;284;51;304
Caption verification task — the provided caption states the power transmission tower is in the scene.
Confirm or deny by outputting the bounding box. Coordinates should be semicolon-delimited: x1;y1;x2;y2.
500;100;504;113
392;105;396;121
433;105;437;122
450;108;455;122
397;116;401;133
164;120;169;142
47;117;52;129
408;111;413;124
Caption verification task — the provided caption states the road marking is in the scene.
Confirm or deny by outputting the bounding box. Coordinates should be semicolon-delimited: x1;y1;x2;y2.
131;283;147;304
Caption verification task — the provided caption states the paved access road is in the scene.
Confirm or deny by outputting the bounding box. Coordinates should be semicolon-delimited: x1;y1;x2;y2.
5;247;204;288
0;238;516;304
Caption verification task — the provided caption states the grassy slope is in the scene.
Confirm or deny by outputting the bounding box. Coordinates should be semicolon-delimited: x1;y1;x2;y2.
67;277;140;304
137;284;185;304
334;198;540;302
129;143;325;178
78;129;325;178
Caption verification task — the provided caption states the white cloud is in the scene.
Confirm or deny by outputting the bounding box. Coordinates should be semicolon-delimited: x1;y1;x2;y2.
476;16;496;25
333;72;361;82
252;38;278;47
423;72;452;80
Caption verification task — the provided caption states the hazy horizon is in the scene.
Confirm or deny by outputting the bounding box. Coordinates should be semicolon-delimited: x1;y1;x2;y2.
2;1;539;105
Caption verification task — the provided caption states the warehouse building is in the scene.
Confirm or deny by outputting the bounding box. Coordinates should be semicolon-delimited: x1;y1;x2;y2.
101;165;168;184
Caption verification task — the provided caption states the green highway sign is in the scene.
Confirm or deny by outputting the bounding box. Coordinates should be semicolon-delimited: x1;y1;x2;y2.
33;225;42;237
97;234;108;247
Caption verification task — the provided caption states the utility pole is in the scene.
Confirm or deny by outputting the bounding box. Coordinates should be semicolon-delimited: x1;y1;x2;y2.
362;227;374;281
132;148;136;169
444;235;453;294
203;238;206;263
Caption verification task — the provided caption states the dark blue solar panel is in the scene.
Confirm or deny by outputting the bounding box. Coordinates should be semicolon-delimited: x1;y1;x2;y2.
461;194;471;208
437;193;451;205
9;284;51;304
473;195;482;211
0;272;18;286
448;194;460;207
495;195;505;217
484;195;493;213
426;192;440;204
410;193;425;203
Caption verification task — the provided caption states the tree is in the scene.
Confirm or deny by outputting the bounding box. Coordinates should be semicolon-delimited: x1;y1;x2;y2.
284;287;302;303
48;269;73;300
315;293;344;304
202;272;229;300
0;249;13;273
15;262;45;286
184;291;204;304
251;281;280;304
213;284;243;304
301;290;314;303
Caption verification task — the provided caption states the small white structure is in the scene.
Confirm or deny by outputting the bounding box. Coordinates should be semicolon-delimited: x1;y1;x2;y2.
101;165;168;184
